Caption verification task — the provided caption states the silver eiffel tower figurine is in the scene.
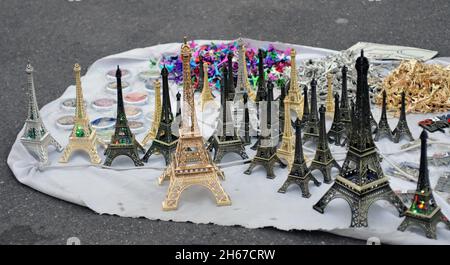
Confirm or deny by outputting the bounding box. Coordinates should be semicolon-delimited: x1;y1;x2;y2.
20;62;62;166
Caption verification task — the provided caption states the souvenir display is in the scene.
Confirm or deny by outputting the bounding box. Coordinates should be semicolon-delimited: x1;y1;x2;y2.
278;119;321;197
398;131;450;239
103;66;145;167
142;66;179;165
313;51;407;227
59;64;102;164
20;62;62;166
158;38;231;211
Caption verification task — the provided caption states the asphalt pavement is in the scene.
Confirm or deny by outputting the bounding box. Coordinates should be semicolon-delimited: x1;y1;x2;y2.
1;0;449;244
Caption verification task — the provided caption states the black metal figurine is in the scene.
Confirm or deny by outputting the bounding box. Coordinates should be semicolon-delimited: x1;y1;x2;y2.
239;93;251;145
278;80;287;135
278;118;321;197
104;66;145;166
397;130;450;239
251;49;267;150
301;85;310;127
392;91;414;143
175;91;182;128
303;78;319;142
142;66;179;165
374;90;394;142
327;93;346;146
227;52;235;101
206;65;248;163
309;105;341;184
339;66;351;127
313;50;407;227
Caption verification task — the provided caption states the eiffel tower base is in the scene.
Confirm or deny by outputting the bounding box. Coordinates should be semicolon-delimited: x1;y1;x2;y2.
244;153;286;179
374;126;394;142
59;133;102;164
142;139;178;165
397;208;450;239
104;143;144;167
207;135;248;163
278;174;321;198
313;179;407;227
21;133;63;167
309;160;341;184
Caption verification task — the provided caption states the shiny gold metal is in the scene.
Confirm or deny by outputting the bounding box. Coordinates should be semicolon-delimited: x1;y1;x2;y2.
285;49;303;118
325;73;334;118
277;99;295;169
142;80;162;145
160;38;231;211
236;38;256;101
199;63;217;111
59;64;101;164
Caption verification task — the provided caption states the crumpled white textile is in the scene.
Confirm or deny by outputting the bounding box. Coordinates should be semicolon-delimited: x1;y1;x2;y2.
8;39;450;244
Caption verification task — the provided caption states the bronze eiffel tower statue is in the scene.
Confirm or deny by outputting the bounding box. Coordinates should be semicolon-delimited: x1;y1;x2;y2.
374;90;394;142
21;62;63;166
398;130;450;239
303;78;320;142
159;38;230;211
339;66;351;130
196;55;204;92
250;49;267;150
104;66;145;166
393;91;414;143
327;93;346;146
239;93;251;145
175;91;182;128
244;83;286;179
301;85;310;126
313;50;406;227
206;65;248;163
309;105;341;184
277;80;287;136
142;66;179;165
59;63;102;164
278;118;321;198
226;52;235;101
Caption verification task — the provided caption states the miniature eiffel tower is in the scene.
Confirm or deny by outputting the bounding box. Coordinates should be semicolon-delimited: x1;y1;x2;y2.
206;65;248;163
266;81;280;138
398;130;450;239
104;66;145;166
301;85;310;125
309;105;341;183
374;90;394;142
244;88;286;179
303;78;320;142
196;55;204;92
142;80;162;145
239;93;251;145
59;63;101;164
199;63;216;111
250;50;267;151
277;80;287;135
159;38;231;211
277;98;295;169
285;49;303;117
142;66;179;165
327;93;346;146
175;91;182;128
20;62;62;166
278;118;321;197
339;66;351;127
226;52;235;101
313;50;407;227
393;91;414;143
325;73;334;118
235;38;256;102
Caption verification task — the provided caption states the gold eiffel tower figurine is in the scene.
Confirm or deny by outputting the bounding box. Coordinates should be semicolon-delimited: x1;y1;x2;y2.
277;98;295;169
142;79;162;145
59;64;101;164
285;49;303;118
325;73;334;118
159;37;231;211
236;38;256;102
199;63;217;111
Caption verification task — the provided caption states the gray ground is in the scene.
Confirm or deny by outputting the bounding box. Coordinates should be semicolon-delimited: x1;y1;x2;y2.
1;0;448;245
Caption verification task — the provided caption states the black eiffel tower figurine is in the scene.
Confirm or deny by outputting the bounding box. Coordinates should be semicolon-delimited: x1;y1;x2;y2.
313;51;407;227
339;66;351;127
398;130;450;239
278;118;321;197
374;90;394;142
175;91;182;128
244;85;286;179
239;93;251;145
266;80;280;138
142;66;179;165
309;105;341;183
303;78;319;143
327;93;346;146
251;49;267;150
342;99;356;147
278;80;287;135
207;65;248;163
369;105;378;133
393;91;414;143
104;66;145;166
301;85;310;126
227;52;235;101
